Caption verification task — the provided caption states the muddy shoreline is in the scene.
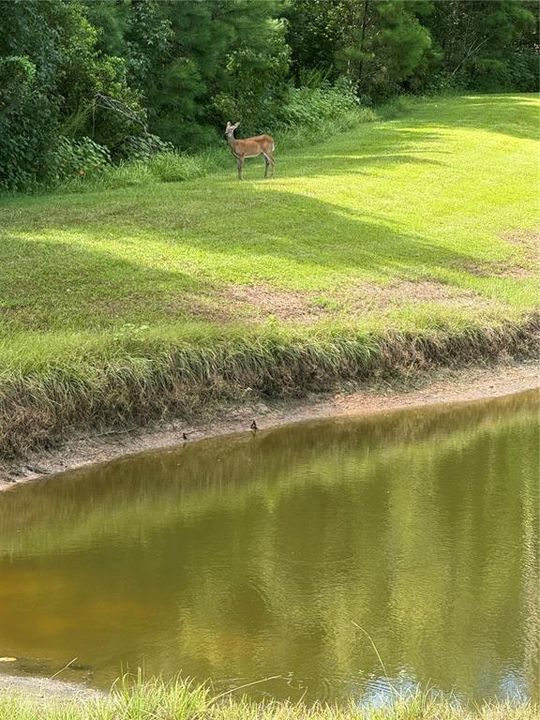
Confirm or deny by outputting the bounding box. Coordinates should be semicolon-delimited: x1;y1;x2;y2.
1;361;537;490
0;672;101;702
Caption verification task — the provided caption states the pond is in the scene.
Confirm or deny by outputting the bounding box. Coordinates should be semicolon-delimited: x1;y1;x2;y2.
0;390;538;705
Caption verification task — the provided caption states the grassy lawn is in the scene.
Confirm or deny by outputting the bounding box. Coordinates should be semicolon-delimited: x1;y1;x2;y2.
0;94;538;454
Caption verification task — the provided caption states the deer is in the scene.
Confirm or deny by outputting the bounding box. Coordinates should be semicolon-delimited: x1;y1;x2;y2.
224;121;275;180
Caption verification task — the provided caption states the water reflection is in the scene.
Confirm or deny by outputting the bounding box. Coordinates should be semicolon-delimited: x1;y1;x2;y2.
0;390;538;704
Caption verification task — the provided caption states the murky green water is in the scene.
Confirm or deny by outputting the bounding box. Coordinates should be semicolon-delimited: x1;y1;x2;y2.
0;391;538;704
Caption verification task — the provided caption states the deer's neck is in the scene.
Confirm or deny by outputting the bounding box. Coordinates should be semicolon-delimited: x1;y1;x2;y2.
227;133;240;155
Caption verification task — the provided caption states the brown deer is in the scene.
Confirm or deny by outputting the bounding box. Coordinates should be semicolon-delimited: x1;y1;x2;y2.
225;121;275;180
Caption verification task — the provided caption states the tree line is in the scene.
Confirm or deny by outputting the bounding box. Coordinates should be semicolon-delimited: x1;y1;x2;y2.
1;0;537;190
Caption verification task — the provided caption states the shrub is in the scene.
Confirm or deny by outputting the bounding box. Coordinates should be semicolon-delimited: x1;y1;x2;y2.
115;133;174;162
507;46;539;92
0;1;143;192
278;78;360;129
50;136;111;182
0;54;59;192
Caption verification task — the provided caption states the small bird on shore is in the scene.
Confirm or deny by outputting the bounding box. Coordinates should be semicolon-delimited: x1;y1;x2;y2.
250;420;258;432
182;432;189;441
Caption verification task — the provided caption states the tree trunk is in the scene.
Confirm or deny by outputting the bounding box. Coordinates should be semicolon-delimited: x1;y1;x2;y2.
358;0;370;81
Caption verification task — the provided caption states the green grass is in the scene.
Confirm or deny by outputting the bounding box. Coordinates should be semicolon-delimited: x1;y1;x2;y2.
0;94;538;455
0;676;537;720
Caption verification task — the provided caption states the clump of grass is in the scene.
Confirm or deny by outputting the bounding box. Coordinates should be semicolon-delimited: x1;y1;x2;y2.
277;107;377;151
57;150;226;192
146;151;210;183
0;675;536;720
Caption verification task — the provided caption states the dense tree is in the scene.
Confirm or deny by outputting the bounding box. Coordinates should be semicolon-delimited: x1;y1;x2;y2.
0;0;139;188
424;0;537;91
0;0;61;188
125;0;289;146
285;0;433;99
285;0;536;99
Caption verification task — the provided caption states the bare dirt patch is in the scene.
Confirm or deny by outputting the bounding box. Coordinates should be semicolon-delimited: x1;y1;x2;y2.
345;279;494;312
502;229;539;252
451;229;539;279
459;260;531;278
223;284;326;322
220;279;495;324
0;673;101;702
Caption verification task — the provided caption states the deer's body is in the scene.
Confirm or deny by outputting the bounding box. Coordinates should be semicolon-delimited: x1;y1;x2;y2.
225;122;275;179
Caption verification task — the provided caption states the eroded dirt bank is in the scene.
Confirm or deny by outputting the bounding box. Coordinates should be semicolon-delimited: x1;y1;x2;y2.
1;361;537;490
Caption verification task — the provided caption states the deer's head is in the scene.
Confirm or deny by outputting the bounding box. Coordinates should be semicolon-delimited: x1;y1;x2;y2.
225;121;240;139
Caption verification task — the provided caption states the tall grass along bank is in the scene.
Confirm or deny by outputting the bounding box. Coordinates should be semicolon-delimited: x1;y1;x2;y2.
0;94;538;458
0;676;537;720
1;318;539;458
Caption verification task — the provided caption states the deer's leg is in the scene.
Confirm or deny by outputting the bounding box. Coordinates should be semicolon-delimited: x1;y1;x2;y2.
262;152;274;179
237;156;244;180
266;152;275;178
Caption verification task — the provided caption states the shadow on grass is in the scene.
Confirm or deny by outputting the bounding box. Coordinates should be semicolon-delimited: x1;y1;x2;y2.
276;95;538;179
0;186;483;333
235;127;448;180
0;233;211;331
170;189;478;277
381;93;539;141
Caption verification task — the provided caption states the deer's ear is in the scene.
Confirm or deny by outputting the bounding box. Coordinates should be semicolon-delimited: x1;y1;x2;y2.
225;121;231;129
233;121;240;129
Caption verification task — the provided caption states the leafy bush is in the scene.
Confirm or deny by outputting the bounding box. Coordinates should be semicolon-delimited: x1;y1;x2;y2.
0;0;143;192
508;46;539;92
0;52;58;191
278;78;360;128
50;137;111;182
116;133;174;162
93;161;153;189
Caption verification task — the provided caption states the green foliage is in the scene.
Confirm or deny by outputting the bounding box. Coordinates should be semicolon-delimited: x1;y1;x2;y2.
51;137;111;182
116;132;173;162
285;0;433;101
129;0;290;146
0;1;59;190
0;0;141;191
84;0;130;57
211;7;291;136
285;0;537;101
278;79;360;128
423;0;537;92
146;151;209;182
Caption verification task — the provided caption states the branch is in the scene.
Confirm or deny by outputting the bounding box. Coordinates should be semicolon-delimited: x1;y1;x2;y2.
451;37;488;76
94;93;148;131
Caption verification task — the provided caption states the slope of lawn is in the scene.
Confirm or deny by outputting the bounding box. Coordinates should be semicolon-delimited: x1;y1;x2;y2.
0;94;538;455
